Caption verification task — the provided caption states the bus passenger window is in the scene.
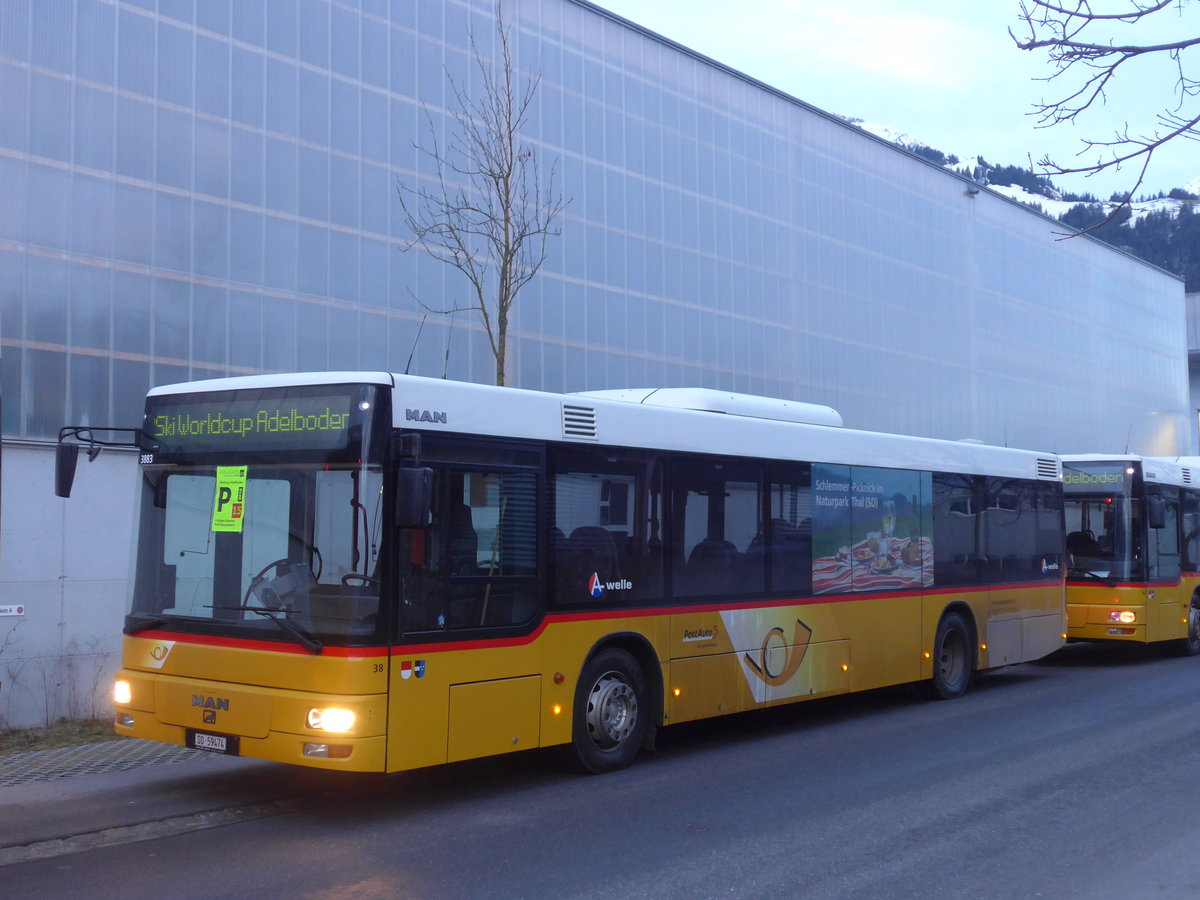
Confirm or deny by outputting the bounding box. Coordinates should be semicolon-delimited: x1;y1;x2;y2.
763;466;813;595
551;448;663;607
932;473;985;587
981;478;1051;581
1182;491;1200;572
671;459;764;598
402;467;538;631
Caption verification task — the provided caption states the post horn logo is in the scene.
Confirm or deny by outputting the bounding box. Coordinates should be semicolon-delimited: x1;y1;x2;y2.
744;619;813;687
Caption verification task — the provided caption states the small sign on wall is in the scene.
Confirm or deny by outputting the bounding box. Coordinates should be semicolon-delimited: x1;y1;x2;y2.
0;605;26;617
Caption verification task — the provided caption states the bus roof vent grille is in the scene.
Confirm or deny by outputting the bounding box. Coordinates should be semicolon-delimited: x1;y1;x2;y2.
562;404;598;441
1184;468;1194;485
1037;457;1060;480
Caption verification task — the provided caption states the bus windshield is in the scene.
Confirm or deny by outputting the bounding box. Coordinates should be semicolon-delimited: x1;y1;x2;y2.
1064;495;1138;582
126;382;389;646
1062;460;1139;582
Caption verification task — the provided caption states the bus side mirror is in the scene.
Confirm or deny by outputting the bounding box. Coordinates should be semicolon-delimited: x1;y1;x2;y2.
396;467;433;528
1148;497;1166;530
55;443;80;498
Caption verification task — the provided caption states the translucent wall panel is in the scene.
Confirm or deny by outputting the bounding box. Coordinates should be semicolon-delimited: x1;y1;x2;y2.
0;0;1187;457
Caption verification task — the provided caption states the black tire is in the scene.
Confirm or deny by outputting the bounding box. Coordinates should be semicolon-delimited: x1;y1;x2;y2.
928;611;973;700
1181;595;1200;656
571;647;648;774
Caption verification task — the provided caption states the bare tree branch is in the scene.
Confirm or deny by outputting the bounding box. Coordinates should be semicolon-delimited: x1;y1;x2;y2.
1010;0;1199;220
396;0;568;386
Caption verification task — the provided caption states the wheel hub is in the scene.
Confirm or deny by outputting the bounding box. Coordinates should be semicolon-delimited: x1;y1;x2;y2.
938;630;965;684
585;671;638;750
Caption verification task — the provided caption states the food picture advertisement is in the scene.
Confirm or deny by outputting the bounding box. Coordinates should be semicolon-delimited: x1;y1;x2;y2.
811;465;933;594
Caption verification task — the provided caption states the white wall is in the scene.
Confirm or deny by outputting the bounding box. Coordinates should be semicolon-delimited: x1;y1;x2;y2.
0;444;138;728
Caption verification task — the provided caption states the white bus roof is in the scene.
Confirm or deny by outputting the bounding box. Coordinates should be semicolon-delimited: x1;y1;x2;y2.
150;372;1060;482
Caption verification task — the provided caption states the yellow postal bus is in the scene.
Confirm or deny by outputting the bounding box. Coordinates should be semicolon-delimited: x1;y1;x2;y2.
59;373;1066;773
1062;455;1200;653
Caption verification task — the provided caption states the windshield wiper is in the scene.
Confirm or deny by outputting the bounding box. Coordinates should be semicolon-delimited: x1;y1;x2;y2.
1068;567;1117;587
208;605;324;655
125;615;173;635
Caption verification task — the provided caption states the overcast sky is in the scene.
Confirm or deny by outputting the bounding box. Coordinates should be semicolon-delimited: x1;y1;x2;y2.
594;0;1199;198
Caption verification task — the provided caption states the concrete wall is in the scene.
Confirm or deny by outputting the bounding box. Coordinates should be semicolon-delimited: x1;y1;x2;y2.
0;444;137;728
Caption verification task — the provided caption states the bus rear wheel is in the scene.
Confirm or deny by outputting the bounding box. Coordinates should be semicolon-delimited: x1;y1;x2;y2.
1182;596;1200;656
571;648;648;774
928;611;973;700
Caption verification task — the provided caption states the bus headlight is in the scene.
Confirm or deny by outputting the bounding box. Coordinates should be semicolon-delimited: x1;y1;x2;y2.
1109;611;1136;624
113;680;132;705
306;707;356;733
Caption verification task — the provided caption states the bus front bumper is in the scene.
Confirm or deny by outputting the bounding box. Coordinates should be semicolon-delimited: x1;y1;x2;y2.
113;668;388;772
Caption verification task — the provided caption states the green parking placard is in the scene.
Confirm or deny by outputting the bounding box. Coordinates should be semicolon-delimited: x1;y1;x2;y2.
211;466;247;532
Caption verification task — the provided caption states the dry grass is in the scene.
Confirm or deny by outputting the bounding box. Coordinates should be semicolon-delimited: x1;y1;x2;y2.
0;719;123;756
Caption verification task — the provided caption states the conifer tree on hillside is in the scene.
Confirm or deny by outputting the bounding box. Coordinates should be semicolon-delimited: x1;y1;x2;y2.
1011;0;1200;208
887;131;1198;291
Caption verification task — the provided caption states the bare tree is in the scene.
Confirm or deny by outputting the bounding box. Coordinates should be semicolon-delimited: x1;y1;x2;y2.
397;2;567;386
1011;0;1200;206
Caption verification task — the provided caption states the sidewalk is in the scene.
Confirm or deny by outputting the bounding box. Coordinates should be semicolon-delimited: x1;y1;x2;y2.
0;738;203;788
0;738;292;865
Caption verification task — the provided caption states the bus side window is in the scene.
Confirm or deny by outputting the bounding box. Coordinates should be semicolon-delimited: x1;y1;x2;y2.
1036;482;1065;573
981;478;1024;580
670;457;764;598
1183;490;1200;572
932;473;986;587
402;465;538;631
763;464;812;595
979;477;1062;581
550;448;663;607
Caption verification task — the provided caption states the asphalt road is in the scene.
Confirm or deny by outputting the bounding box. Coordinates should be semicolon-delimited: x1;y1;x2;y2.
7;642;1200;899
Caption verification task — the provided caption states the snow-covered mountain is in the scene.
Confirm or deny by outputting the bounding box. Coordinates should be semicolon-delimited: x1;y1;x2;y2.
845;117;1200;226
843;117;1199;291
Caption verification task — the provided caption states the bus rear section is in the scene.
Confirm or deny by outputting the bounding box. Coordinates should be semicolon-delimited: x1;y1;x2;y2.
1062;456;1200;653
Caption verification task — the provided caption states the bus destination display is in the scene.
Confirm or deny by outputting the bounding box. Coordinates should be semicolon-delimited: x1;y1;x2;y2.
145;389;363;453
1062;462;1131;493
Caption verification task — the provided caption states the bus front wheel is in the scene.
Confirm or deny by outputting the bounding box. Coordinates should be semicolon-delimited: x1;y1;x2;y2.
571;648;648;774
928;611;973;700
